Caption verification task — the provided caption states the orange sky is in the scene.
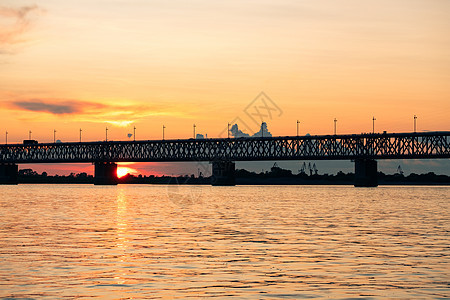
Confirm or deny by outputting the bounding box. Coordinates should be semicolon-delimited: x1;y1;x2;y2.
1;0;449;175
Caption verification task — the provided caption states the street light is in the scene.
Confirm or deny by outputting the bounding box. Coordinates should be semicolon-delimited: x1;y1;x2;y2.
193;124;196;139
227;123;231;139
133;126;136;141
79;128;82;143
29;130;32;140
5;131;7;145
163;125;166;140
297;120;300;136
334;118;337;135
372;116;376;134
414;115;417;132
53;129;56;143
105;127;108;142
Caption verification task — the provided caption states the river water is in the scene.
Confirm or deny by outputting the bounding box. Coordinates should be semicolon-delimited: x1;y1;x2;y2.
0;185;449;299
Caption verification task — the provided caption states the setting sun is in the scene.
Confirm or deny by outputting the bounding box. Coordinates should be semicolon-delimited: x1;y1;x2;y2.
117;167;137;178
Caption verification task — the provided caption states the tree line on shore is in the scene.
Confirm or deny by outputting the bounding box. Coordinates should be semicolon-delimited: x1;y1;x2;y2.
17;166;450;185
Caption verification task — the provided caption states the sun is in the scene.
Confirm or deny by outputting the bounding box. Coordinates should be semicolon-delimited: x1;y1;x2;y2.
117;167;136;178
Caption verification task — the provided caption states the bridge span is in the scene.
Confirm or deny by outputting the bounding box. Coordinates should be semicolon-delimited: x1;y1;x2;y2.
1;131;449;186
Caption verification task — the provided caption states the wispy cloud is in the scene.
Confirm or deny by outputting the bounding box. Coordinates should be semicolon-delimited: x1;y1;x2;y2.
105;120;134;127
11;99;87;114
0;4;43;54
6;98;183;126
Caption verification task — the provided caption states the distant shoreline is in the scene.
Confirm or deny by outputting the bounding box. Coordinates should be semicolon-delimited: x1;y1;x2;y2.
12;167;450;185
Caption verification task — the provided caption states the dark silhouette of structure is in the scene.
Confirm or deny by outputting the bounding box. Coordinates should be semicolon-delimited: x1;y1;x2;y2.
0;163;18;184
94;162;118;185
0;131;449;187
354;159;378;187
13;166;450;185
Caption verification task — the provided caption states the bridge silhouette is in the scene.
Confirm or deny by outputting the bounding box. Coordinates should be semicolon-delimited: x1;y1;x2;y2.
1;131;449;186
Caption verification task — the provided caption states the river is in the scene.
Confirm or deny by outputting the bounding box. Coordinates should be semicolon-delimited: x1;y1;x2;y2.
1;185;449;299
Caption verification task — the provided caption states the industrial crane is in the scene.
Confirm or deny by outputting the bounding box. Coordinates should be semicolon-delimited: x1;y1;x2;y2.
397;165;404;176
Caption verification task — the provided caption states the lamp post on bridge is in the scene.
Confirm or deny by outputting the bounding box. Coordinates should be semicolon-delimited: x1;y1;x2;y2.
193;124;196;139
297;120;300;136
29;130;32;140
227;123;231;139
105;127;108;142
53;129;56;143
133;126;136;141
79;128;82;143
5;131;7;145
372;117;376;134
334;118;337;135
414;115;417;133
163;125;166;140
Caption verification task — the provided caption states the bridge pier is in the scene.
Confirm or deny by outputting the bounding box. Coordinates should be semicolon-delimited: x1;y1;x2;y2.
354;159;378;187
94;162;118;185
211;161;235;186
0;163;18;185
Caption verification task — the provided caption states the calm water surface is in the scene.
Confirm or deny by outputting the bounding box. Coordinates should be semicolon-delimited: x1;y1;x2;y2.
0;185;449;299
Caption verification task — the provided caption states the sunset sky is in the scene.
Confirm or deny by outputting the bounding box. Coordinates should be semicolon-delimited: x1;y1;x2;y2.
1;0;449;175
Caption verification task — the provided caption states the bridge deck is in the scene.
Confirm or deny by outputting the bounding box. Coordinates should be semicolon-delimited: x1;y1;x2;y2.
1;132;449;163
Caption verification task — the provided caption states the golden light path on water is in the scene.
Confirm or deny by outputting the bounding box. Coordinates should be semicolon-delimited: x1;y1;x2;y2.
0;185;449;298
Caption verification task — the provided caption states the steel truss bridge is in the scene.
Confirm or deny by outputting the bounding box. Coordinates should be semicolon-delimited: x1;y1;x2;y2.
0;132;449;163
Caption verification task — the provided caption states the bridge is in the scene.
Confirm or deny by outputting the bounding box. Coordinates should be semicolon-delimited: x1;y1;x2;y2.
1;131;449;186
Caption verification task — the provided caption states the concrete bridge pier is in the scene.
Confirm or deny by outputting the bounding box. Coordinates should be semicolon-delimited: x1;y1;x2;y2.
354;159;378;187
0;163;18;185
211;161;235;186
94;162;118;185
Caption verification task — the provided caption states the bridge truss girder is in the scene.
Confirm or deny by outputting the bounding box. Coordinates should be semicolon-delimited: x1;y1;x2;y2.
0;132;449;164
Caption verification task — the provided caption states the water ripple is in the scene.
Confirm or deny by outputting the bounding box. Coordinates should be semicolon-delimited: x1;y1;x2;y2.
0;185;449;299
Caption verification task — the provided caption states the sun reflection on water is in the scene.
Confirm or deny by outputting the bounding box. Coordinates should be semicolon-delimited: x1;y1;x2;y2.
115;189;129;285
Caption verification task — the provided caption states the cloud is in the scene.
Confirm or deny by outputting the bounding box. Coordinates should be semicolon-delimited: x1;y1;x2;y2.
6;98;178;127
230;122;273;138
12;100;82;114
252;122;273;138
230;124;250;138
9;99;104;115
0;5;43;54
105;120;134;127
